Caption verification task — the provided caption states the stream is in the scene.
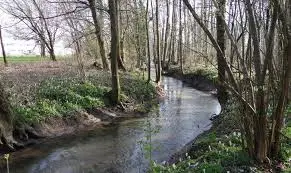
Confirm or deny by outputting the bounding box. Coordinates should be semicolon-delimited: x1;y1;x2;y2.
7;76;221;173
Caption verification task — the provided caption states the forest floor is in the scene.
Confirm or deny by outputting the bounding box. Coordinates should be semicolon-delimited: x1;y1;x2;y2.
0;61;158;152
151;66;291;173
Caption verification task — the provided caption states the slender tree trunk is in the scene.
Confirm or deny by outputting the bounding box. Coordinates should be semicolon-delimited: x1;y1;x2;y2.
178;0;183;73
162;0;170;70
155;0;161;83
271;0;291;156
109;0;121;105
0;26;7;66
169;0;177;65
146;0;151;82
88;0;109;70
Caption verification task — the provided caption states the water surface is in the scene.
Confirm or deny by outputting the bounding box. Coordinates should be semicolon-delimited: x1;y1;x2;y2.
7;76;220;173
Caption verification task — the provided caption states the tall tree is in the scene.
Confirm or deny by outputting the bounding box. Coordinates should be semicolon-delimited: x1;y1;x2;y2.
216;0;227;104
162;0;170;70
182;0;290;162
108;0;120;105
178;0;183;73
155;0;161;83
145;0;151;82
88;0;109;70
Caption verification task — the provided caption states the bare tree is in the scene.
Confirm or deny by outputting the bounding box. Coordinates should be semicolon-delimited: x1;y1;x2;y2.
4;0;60;61
88;0;109;69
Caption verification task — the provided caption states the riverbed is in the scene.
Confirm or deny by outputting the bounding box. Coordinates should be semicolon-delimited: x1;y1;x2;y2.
6;76;220;173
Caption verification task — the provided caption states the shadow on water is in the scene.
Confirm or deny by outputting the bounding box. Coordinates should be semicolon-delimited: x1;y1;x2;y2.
4;76;221;173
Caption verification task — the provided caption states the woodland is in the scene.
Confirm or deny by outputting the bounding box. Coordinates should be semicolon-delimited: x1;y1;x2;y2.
0;0;290;172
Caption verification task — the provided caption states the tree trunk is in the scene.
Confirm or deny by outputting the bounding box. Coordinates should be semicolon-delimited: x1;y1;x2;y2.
146;0;151;82
216;0;227;104
0;26;7;66
271;2;291;156
109;0;121;105
48;48;56;61
155;0;161;83
40;42;46;57
0;82;16;152
178;0;183;74
88;0;109;70
162;0;170;70
169;0;177;65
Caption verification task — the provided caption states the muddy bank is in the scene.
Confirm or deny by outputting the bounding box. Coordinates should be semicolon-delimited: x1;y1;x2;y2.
163;69;217;93
12;107;152;149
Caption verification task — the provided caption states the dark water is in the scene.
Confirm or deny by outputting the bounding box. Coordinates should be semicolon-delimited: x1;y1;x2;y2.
6;76;220;173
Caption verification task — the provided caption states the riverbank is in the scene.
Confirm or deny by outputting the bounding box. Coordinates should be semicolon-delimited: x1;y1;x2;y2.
163;66;218;93
151;67;291;172
0;62;158;154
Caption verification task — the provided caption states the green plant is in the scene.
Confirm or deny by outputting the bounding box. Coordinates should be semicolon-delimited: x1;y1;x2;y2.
13;78;108;123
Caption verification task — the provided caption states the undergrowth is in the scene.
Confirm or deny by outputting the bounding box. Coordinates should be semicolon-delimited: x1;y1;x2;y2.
151;132;253;173
166;65;218;83
12;72;157;124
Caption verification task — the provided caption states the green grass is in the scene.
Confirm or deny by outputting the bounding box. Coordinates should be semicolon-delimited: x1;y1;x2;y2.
12;73;157;124
0;55;71;63
167;65;218;84
0;55;48;63
13;78;108;123
151;132;253;173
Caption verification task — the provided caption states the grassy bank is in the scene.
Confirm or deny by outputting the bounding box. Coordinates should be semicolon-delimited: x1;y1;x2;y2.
151;99;291;172
164;66;218;92
1;66;157;124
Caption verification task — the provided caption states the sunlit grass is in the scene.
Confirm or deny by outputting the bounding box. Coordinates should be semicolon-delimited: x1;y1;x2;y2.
0;55;71;63
0;55;47;63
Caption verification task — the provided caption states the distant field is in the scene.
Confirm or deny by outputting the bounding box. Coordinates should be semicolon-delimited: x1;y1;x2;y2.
0;56;48;63
0;55;70;63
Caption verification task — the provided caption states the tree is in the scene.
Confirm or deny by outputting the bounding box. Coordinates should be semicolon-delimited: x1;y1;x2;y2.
108;0;120;105
182;0;291;162
145;0;151;82
155;0;161;83
4;0;60;61
0;25;7;66
216;0;227;104
88;0;109;70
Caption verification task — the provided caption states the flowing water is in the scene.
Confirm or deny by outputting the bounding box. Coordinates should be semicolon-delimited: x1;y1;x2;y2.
7;76;220;173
